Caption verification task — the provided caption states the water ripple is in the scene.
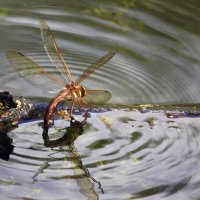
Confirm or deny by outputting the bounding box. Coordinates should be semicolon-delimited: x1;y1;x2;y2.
1;2;200;104
0;109;200;199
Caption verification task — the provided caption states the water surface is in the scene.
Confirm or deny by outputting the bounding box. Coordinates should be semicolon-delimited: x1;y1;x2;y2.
0;0;200;104
0;0;200;199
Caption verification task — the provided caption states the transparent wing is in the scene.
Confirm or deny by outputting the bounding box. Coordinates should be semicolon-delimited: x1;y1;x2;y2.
83;89;112;105
75;52;115;85
6;50;65;94
40;20;73;84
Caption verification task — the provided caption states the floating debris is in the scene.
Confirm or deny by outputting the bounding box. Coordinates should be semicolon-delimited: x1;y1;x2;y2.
118;116;136;123
168;126;180;130
166;112;185;118
138;104;154;113
0;91;16;109
0;92;32;129
56;110;71;121
166;111;200;118
145;117;157;128
100;116;112;128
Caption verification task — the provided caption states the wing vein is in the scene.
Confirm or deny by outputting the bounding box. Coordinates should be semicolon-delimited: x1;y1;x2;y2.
75;52;115;85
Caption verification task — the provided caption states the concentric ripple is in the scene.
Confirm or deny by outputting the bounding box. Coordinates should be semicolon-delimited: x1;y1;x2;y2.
0;110;199;199
0;0;200;104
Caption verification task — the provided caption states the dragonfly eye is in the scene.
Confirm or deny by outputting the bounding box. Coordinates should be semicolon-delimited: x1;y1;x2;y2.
81;87;87;98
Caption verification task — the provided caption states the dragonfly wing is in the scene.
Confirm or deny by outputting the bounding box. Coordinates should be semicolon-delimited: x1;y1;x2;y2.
6;50;65;94
83;89;112;105
75;52;115;85
40;20;73;84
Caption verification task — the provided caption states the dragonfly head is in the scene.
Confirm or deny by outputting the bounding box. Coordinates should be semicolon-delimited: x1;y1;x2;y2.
80;86;88;98
74;85;87;98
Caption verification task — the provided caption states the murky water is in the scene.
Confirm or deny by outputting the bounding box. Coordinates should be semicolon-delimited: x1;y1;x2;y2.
0;0;200;199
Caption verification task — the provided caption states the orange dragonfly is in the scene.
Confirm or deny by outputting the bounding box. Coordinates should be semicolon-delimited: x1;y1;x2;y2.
6;20;115;129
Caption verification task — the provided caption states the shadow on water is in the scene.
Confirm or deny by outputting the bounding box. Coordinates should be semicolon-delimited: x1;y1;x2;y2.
0;126;15;161
0;115;104;199
0;91;17;160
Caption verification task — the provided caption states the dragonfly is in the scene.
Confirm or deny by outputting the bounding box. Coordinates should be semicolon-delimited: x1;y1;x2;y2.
6;20;115;129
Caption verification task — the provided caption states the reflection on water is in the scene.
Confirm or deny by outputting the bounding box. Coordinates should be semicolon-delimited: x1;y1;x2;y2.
1;116;103;199
0;127;14;160
1;109;200;199
42;117;87;148
42;118;103;199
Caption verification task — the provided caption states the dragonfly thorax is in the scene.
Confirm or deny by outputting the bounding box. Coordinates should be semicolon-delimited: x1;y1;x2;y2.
66;84;87;99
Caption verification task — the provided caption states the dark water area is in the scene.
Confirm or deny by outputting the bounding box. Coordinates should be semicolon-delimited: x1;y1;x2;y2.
0;0;200;199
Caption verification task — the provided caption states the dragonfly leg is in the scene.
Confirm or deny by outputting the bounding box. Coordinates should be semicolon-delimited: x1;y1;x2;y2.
80;98;88;107
77;98;86;113
79;98;91;118
77;99;83;109
52;114;55;126
70;99;75;116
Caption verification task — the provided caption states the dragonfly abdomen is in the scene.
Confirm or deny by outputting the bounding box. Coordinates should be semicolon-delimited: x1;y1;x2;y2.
43;89;70;129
